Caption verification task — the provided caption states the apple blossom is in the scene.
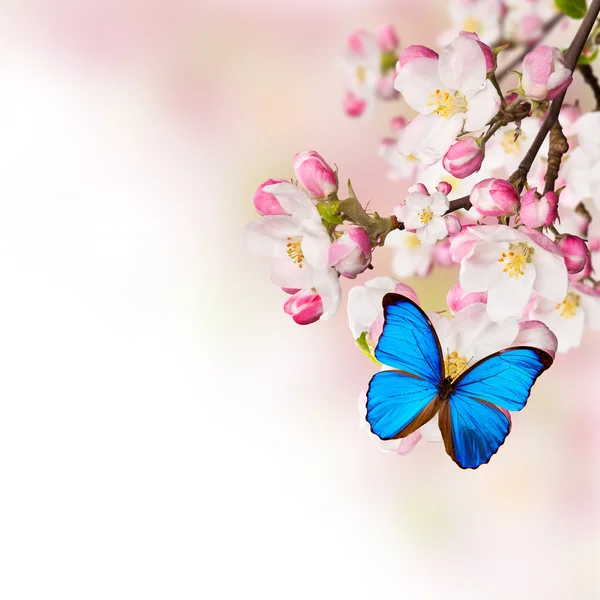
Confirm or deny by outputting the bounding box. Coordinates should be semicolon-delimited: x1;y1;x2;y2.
394;33;500;166
442;137;484;179
385;230;435;278
293;151;338;199
557;234;589;275
284;289;323;325
459;225;569;322
520;188;559;228
521;45;573;102
439;0;505;46
244;181;341;321
396;188;450;245
328;226;372;279
531;283;600;352
511;320;558;359
470;178;520;217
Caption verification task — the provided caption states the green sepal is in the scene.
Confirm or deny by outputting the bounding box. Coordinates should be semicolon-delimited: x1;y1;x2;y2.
355;331;381;365
317;200;344;226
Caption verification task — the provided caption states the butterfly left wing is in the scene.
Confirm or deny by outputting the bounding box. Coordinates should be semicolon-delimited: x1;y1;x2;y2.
366;294;443;441
439;347;553;469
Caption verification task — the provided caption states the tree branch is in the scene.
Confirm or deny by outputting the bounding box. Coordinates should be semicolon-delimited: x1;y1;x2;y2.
543;121;569;195
509;0;600;191
578;63;600;111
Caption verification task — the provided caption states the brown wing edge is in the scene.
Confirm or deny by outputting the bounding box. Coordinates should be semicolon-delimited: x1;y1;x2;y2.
380;293;445;379
439;397;514;470
391;397;440;440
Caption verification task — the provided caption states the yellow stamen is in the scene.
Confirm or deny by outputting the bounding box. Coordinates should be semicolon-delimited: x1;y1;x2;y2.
356;65;366;85
444;351;469;381
462;17;483;33
403;233;421;249
419;207;434;224
501;129;525;155
286;237;304;268
497;242;534;279
555;292;580;319
427;89;468;119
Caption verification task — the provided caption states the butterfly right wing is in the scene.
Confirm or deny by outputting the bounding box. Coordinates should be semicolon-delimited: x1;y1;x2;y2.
366;294;443;441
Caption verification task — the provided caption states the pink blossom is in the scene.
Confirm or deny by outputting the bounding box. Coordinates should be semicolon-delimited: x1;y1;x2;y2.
450;225;479;263
437;181;453;195
397;45;439;68
377;25;399;52
470;178;519;217
445;215;462;236
343;92;367;117
557;234;589;275
433;239;454;266
447;283;488;314
284;289;324;325
511;320;558;359
520;188;558;228
328;226;372;279
459;31;494;72
253;178;289;216
293;151;338;199
522;45;573;102
443;138;484;179
347;29;369;54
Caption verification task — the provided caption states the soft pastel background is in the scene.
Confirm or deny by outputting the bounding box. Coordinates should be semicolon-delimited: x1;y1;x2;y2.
0;0;598;598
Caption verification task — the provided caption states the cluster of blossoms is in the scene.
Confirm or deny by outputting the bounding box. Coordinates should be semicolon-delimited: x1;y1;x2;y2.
245;1;600;462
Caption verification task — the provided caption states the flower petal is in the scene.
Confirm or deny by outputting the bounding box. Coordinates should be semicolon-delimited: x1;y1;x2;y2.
244;216;301;257
394;57;443;113
486;265;536;322
438;35;486;94
263;182;318;221
464;80;500;131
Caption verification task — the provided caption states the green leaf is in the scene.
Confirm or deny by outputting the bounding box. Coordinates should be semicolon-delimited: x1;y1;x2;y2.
317;201;343;226
355;332;381;365
555;0;587;19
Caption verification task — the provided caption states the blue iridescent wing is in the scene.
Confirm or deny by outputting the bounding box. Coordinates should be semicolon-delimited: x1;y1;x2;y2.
366;294;443;441
374;294;444;383
439;347;553;469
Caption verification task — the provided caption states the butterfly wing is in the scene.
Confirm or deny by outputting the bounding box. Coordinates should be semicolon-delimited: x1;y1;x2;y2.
366;294;443;441
439;347;553;469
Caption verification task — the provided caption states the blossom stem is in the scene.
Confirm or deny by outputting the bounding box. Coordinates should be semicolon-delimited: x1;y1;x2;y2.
578;63;600;111
509;0;600;191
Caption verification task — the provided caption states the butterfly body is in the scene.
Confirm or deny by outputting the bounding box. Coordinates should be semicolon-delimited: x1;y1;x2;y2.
366;293;553;469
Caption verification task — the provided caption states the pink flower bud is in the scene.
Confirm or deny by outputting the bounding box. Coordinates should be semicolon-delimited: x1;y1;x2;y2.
520;188;559;228
437;181;453;195
347;29;369;54
283;289;323;325
293;151;338;199
253;178;289;216
343;91;367;117
397;45;439;68
447;283;487;315
408;183;429;195
445;215;462;236
557;234;589;275
328;226;372;279
470;178;519;217
442;138;484;179
512;320;558;359
433;239;454;266
377;25;399;52
390;116;407;131
569;252;593;282
459;31;494;72
522;45;573;102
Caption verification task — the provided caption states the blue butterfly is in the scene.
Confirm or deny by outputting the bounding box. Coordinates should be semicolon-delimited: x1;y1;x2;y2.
366;293;553;469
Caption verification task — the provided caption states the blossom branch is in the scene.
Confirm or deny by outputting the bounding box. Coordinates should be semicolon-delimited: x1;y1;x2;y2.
578;63;600;111
543;121;569;195
509;0;600;191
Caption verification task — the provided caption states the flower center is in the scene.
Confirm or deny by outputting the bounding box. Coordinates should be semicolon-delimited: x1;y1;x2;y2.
501;129;525;155
462;17;483;33
498;242;534;279
444;351;469;381
555;292;580;319
428;89;468;119
419;207;434;224
403;233;421;249
356;65;366;85
286;237;304;268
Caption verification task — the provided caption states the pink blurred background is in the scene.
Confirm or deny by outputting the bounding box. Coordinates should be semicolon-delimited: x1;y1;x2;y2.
0;0;598;598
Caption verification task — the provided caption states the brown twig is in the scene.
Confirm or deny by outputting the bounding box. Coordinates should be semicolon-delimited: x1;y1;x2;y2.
543;122;569;195
509;0;600;191
578;63;600;110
